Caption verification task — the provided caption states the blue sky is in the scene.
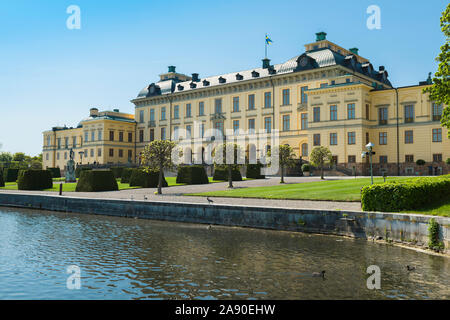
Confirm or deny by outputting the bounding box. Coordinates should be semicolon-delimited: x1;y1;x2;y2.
0;0;447;155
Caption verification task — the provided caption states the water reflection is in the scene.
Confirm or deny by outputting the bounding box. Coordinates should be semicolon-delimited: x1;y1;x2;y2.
0;207;448;300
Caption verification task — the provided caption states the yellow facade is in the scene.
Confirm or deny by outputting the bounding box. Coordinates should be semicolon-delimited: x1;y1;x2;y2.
42;109;136;170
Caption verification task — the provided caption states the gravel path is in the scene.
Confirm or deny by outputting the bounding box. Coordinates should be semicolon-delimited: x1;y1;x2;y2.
0;177;363;212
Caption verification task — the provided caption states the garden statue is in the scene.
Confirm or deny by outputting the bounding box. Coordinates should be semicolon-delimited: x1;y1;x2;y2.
65;148;76;182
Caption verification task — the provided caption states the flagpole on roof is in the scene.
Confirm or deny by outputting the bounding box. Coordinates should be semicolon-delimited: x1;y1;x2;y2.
265;33;267;59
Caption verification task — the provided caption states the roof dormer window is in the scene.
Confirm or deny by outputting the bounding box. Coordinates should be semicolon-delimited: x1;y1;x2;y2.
177;85;184;91
203;80;210;86
251;71;259;78
218;76;226;84
236;73;243;80
190;82;197;89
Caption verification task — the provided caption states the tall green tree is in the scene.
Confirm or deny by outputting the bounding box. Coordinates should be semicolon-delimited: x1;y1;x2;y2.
309;146;332;180
141;140;178;195
0;152;13;163
13;152;26;162
213;143;244;188
268;145;296;183
424;3;450;137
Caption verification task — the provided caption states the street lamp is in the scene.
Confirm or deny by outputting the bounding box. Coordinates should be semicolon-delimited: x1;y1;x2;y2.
361;142;375;185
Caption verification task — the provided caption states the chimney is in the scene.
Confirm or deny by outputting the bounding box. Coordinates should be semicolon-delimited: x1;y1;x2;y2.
168;66;176;73
379;66;385;71
262;58;271;69
349;48;359;55
113;109;120;113
191;73;200;82
89;108;99;117
315;31;327;41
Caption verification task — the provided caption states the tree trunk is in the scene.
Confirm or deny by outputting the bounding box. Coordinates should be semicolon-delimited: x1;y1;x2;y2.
280;165;285;183
320;161;324;180
158;164;163;194
228;165;233;188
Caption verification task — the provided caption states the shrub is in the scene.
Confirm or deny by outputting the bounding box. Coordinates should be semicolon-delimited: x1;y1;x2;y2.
17;170;53;190
110;167;124;179
361;176;450;212
446;158;450;165
416;159;426;166
176;165;209;184
3;168;19;182
75;167;92;178
213;165;242;181
246;163;265;179
428;218;444;251
301;164;311;172
47;167;61;178
120;168;134;184
75;170;118;192
129;169;168;188
0;171;4;187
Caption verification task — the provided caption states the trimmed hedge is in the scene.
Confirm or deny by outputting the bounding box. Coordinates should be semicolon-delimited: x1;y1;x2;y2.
75;170;118;192
120;168;134;184
213;166;242;181
17;170;53;190
47;167;61;178
246;163;265;179
129;169;168;188
3;168;19;182
176;165;209;185
75;167;92;178
361;175;450;212
0;171;4;187
110;167;124;179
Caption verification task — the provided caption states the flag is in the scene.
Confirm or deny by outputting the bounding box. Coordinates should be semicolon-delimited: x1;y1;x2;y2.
265;35;273;45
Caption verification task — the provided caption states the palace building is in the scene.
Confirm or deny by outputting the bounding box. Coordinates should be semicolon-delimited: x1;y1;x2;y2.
43;32;449;175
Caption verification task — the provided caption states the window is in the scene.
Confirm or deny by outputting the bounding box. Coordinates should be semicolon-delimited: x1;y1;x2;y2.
233;97;239;112
405;130;413;144
139;110;144;123
313;107;321;122
186;125;192;137
320;83;327;88
65;137;69;148
433;154;443;162
161;127;166;140
98;131;102;141
366;132;370;144
109;149;114;157
46;135;51;146
301;86;308;104
72;136;77;147
186;103;192;117
233;120;239;134
214;121;224;135
405;155;414;163
174;105;179;119
378;107;388;125
301;113;308;130
215;98;222;114
379;132;387;145
161;107;166;120
348;132;356;145
57;153;60;160
46;153;49;160
366;104;370;120
128;132;132;142
330;133;337;145
346;78;351;83
264;117;272;133
98;148;102;157
248;94;255;110
64;152;68;160
264;92;271;108
109;130;114;141
128;150;132;160
313;134;321;146
139;130;144;143
347;103;355;119
404;105;414;123
173;126;179;140
432;103;443;121
283;115;290;131
332;156;338;165
248;119;255;133
119;149;123;158
282;89;290;105
119;131;124;142
90;149;94;157
432;128;442;142
150;109;155;121
199;102;205;116
57;138;61;149
84;132;88;143
379;156;388;164
149;129;154;142
348;155;356;163
84;149;87;157
200;124;205;138
301;143;308;157
330;105;337;121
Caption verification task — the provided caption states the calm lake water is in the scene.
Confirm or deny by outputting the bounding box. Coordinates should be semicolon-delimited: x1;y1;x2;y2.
0;207;449;300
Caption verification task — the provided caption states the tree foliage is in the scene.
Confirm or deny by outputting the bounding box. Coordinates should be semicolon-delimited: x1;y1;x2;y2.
424;4;450;137
213;143;244;188
268;145;296;183
309;146;332;180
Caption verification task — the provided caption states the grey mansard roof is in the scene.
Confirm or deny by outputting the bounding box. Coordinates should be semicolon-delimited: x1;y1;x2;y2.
136;47;392;99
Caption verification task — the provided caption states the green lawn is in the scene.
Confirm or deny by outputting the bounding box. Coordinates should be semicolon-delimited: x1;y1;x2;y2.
186;177;413;202
401;200;450;217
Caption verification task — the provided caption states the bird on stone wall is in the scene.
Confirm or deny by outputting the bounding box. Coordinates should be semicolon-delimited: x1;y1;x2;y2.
312;271;326;278
406;265;416;271
207;197;214;204
144;195;148;200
